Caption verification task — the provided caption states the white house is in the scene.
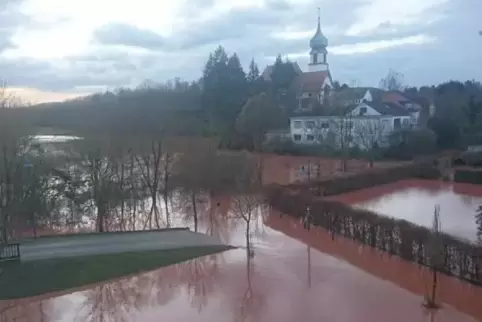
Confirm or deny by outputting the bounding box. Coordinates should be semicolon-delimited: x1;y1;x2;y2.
290;102;412;149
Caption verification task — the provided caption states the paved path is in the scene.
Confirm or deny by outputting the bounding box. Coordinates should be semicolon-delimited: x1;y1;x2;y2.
19;229;225;261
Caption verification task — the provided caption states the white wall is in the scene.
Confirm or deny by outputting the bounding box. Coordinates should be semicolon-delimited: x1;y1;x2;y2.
290;114;412;149
308;50;328;72
364;90;373;102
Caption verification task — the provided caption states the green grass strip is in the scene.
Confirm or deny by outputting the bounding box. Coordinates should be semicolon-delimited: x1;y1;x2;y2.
0;245;231;300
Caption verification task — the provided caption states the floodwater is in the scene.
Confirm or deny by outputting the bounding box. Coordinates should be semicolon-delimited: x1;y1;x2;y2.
1;196;480;322
330;179;482;242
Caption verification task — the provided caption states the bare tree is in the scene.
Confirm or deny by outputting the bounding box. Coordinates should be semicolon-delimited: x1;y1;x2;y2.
134;137;164;229
425;205;443;309
379;69;405;91
329;115;353;172
60;136;123;233
353;118;388;167
0;108;36;242
0;82;13;109
232;194;262;255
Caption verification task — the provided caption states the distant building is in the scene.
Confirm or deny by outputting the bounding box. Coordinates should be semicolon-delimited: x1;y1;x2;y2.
290;102;412;149
262;11;333;114
260;9;432;149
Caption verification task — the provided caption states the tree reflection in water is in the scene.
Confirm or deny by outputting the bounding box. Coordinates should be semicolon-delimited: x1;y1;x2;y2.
178;254;220;312
233;242;265;322
76;282;135;322
72;247;222;322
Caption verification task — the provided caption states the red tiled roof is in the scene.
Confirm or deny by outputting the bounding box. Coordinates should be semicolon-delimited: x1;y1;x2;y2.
381;91;410;103
291;70;331;94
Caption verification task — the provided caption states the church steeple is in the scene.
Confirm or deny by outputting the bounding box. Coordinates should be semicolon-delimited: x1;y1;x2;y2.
309;7;328;72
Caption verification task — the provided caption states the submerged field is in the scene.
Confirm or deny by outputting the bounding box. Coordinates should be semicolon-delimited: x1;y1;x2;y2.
330;179;482;242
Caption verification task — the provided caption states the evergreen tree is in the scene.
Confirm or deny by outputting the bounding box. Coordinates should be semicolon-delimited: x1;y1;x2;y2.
247;58;262;96
226;53;247;119
201;47;248;143
247;58;260;83
271;55;297;92
236;93;287;151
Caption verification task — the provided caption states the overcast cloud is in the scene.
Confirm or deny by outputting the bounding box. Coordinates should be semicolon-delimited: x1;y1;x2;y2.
0;0;480;101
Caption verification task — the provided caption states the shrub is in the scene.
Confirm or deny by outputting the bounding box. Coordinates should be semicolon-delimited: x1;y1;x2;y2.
286;163;441;196
384;128;437;160
454;169;482;184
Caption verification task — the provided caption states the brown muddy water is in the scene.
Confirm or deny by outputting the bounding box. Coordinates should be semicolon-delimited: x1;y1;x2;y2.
329;179;482;243
1;195;480;322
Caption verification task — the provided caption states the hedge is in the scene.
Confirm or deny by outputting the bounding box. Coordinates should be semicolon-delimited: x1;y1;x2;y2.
286;162;441;196
266;185;482;285
454;169;482;185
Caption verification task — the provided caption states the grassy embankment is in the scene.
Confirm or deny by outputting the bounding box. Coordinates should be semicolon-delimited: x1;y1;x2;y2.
0;242;231;300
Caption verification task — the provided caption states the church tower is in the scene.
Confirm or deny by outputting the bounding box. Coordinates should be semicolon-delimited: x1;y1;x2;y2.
309;8;328;72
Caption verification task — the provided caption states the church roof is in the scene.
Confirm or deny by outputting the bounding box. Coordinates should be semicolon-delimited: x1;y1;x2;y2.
291;70;331;94
310;16;328;50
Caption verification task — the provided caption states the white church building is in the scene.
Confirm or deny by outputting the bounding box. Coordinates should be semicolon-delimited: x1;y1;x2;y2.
263;12;425;150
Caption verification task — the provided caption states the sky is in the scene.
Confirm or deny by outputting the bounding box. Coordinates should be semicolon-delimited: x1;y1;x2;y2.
0;0;480;103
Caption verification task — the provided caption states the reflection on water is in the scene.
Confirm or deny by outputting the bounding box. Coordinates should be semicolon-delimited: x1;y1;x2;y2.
260;154;407;185
1;195;479;322
331;179;482;242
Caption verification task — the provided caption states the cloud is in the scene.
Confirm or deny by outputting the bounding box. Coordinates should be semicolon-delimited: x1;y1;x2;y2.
345;0;450;36
94;23;166;50
0;0;479;98
331;34;435;55
0;0;29;52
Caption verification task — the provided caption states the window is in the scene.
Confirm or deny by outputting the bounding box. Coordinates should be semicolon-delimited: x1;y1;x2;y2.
305;121;315;129
293;121;302;129
359;107;367;115
307;135;315;141
394;118;401;129
293;134;302;141
402;118;409;127
308;93;312;97
321;122;329;129
300;98;310;110
313;53;318;64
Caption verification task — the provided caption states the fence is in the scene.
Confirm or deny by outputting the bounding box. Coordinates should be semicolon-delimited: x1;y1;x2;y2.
0;243;20;261
267;186;482;286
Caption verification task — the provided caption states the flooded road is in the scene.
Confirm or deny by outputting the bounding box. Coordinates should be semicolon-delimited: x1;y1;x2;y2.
329;179;482;242
1;196;479;322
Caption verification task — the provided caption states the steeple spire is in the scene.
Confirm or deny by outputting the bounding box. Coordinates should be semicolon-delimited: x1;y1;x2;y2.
309;7;329;72
317;7;321;31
